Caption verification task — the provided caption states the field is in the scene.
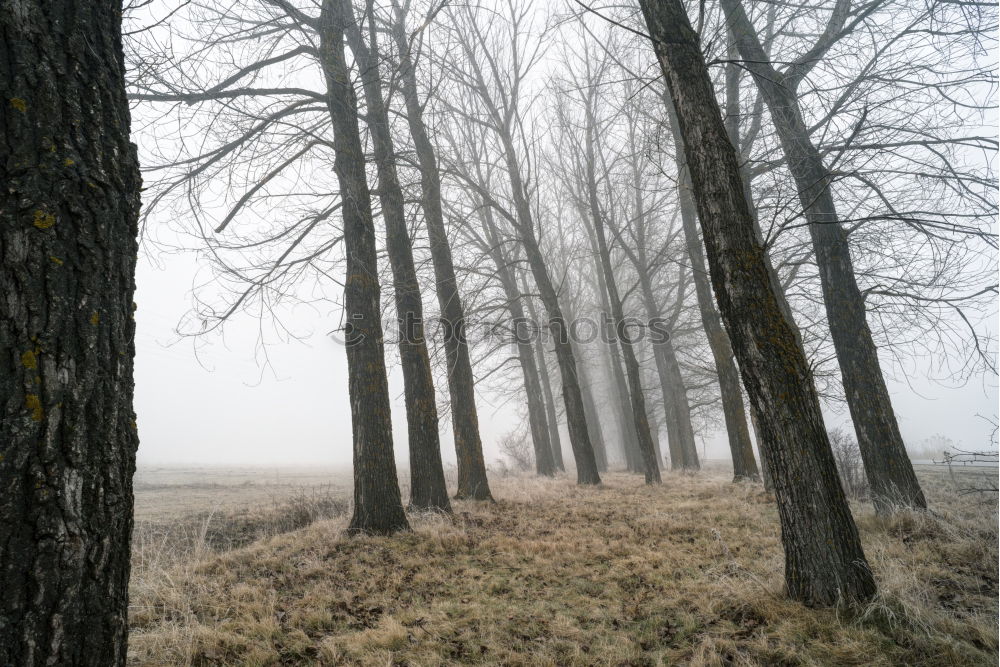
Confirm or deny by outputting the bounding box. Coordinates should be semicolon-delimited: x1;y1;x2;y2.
128;463;998;666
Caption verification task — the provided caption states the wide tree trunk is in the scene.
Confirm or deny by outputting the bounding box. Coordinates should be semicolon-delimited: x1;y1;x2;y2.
0;2;140;664
320;0;408;535
390;10;492;500
721;0;926;513
345;9;450;513
476;207;556;476
639;0;876;606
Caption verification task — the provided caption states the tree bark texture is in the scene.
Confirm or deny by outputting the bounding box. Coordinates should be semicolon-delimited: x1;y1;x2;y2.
1;1;141;663
345;8;450;512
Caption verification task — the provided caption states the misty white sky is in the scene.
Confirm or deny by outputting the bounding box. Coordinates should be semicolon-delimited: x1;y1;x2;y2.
128;0;997;470
133;245;998;467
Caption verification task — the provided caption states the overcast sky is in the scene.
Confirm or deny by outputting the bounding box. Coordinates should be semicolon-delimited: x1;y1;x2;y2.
133;245;998;468
128;1;997;470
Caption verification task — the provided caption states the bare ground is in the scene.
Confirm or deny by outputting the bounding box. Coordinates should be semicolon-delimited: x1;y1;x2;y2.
128;464;998;666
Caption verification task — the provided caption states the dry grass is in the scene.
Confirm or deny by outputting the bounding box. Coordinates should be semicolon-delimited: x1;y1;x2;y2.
127;465;998;666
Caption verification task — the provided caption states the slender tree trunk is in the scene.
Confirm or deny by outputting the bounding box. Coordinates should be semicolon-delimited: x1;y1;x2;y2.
522;284;567;472
320;0;408;535
583;122;661;483
578;212;643;471
389;13;492;500
535;338;567;472
346;10;450;512
721;0;926;513
476;208;556;476
654;323;701;471
561;296;609;472
0;3;140;663
498;136;601;484
621;195;700;470
639;0;876;606
665;93;760;480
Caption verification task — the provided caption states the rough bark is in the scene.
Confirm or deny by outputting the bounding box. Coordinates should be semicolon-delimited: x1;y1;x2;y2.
0;2;140;663
389;9;492;500
345;9;450;512
721;0;925;514
320;0;408;535
639;0;876;606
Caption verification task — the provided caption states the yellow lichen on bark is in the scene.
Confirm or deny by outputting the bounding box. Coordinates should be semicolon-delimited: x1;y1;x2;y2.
25;394;44;422
33;210;56;229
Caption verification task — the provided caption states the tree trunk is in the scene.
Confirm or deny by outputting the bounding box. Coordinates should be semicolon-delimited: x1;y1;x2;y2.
721;0;926;513
498;134;601;485
535;336;566;472
578;211;643;471
0;2;140;664
390;10;492;501
666;95;761;480
583;121;661;483
560;296;609;472
620;165;700;472
639;0;876;606
476;207;556;476
522;283;567;472
345;9;450;513
320;0;408;535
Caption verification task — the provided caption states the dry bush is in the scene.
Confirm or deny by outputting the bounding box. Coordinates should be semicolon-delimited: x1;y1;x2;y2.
497;426;533;472
127;466;997;666
829;426;870;500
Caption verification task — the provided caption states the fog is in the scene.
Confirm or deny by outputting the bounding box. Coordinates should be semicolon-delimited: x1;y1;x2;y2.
134;248;997;466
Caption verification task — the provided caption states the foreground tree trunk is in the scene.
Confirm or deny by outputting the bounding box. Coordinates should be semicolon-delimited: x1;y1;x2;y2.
345;8;450;513
320;0;408;534
639;0;876;606
721;0;926;514
390;7;493;500
0;2;140;663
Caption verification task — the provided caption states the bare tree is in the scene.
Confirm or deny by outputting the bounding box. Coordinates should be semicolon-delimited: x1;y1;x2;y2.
638;0;877;606
720;0;932;513
438;0;602;484
389;0;495;500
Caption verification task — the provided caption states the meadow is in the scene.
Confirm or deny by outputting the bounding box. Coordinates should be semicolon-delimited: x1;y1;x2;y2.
128;463;998;666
